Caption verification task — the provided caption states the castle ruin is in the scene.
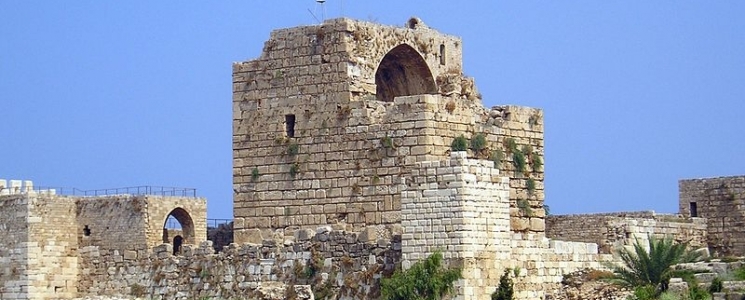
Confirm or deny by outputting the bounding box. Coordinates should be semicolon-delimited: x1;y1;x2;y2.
1;17;742;300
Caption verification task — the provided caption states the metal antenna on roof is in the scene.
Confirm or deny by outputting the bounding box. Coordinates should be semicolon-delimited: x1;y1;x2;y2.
316;0;326;21
308;0;326;24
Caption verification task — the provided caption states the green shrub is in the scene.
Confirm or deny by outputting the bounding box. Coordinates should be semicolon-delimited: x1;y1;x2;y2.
470;133;487;151
531;153;543;172
526;178;536;195
451;135;468;151
251;167;260;181
381;251;461;300
688;283;709;300
512;150;526;175
708;277;723;294
734;266;745;280
632;285;656;300
491;269;514;300
657;292;678;300
505;138;517;152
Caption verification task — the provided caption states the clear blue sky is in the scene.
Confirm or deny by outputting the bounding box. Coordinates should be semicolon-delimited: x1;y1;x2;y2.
2;1;744;219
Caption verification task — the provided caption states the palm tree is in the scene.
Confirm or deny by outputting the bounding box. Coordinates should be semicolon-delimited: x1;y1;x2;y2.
381;250;462;300
611;236;701;293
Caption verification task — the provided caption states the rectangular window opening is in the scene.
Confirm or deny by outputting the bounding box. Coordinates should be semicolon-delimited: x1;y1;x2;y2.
690;202;698;217
439;44;446;65
285;114;296;137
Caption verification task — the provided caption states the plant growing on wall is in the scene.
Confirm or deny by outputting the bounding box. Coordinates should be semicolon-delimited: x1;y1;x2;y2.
470;133;488;152
287;143;300;156
517;199;532;217
451;135;468;151
381;250;462;300
526;178;536;196
531;153;543;173
512;150;527;176
251;167;260;182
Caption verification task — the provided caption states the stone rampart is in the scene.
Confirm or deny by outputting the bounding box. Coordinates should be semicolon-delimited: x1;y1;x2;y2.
679;175;745;256
546;211;707;254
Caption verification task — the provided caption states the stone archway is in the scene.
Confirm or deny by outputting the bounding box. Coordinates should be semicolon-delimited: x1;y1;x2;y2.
375;44;438;102
162;207;195;248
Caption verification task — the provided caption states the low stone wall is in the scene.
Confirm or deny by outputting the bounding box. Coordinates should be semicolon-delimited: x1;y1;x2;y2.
509;234;614;299
546;211;707;254
77;229;399;300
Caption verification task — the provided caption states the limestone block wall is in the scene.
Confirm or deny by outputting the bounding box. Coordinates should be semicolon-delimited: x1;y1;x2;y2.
546;211;707;254
26;194;79;300
401;152;511;300
509;234;613;299
680;176;745;256
0;194;30;300
77;230;399;300
76;196;149;253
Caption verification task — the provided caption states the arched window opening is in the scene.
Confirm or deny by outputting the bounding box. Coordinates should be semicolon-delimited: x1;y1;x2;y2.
374;44;437;102
162;207;195;254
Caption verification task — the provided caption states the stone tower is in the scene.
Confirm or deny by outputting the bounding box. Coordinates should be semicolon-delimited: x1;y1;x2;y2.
232;17;546;243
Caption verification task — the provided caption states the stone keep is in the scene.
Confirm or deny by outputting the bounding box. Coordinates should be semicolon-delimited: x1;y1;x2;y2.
232;18;546;242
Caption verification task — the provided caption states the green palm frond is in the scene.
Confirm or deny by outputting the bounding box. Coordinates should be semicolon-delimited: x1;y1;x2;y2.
611;236;701;292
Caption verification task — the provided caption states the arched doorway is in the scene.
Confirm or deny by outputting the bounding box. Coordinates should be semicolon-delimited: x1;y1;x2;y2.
374;44;437;102
173;235;183;255
162;207;195;254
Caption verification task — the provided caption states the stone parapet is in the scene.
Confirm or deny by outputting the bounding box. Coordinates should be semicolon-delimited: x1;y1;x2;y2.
546;211;707;254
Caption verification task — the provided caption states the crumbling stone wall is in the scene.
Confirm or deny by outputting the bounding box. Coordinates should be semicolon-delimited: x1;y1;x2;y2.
232;18;546;241
546;211;707;254
680;176;745;256
77;230;398;300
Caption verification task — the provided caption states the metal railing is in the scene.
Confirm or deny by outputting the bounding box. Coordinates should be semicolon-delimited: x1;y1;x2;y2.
32;185;198;197
207;219;232;229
